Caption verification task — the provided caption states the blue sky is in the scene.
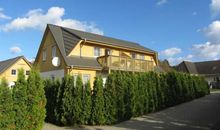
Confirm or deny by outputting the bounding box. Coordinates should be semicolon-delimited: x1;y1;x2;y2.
0;0;220;65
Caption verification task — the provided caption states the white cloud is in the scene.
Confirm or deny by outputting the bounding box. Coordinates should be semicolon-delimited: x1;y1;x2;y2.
10;46;22;54
0;7;103;35
0;8;11;20
210;0;220;17
203;21;220;44
160;47;182;57
167;54;193;66
192;42;220;59
156;0;167;6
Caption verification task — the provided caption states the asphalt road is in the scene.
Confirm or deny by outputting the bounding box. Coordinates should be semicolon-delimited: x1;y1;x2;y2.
43;91;220;130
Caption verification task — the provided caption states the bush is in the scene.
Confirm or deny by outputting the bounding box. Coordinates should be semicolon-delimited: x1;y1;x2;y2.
0;78;15;130
44;71;209;126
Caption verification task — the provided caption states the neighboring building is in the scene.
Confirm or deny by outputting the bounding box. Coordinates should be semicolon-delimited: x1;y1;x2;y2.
0;56;32;86
157;59;174;72
34;24;158;86
175;60;220;87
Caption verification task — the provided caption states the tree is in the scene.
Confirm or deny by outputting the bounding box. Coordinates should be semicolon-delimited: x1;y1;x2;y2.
13;69;28;130
104;74;117;124
82;81;92;124
0;78;15;130
26;68;46;130
91;76;105;125
73;75;83;124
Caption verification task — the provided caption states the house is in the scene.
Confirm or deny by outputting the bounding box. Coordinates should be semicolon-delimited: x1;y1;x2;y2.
175;60;220;88
34;24;158;86
0;56;32;86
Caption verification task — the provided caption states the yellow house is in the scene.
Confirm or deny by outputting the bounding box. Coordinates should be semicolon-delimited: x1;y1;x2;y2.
0;56;32;86
34;24;158;86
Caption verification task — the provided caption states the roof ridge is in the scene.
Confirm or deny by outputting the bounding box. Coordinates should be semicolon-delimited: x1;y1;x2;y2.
0;55;23;63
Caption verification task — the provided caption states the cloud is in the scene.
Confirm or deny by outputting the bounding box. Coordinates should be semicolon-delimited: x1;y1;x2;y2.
167;54;193;65
192;12;197;16
210;0;220;17
156;0;167;6
192;42;220;59
10;46;22;54
203;21;220;44
0;8;11;20
160;47;182;57
0;7;103;35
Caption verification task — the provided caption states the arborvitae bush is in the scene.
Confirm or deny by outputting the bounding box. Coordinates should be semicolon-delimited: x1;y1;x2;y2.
73;75;83;124
13;69;28;130
0;78;15;130
91;76;105;125
43;70;209;126
60;75;75;125
104;74;117;124
82;81;92;125
44;79;60;123
26;69;46;130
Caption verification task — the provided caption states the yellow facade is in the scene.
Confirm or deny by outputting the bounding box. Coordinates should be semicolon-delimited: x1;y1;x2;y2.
0;58;31;84
35;30;66;73
35;28;158;88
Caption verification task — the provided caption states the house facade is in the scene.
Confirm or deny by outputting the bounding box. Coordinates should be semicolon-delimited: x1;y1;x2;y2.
34;24;158;86
0;56;32;86
175;60;220;88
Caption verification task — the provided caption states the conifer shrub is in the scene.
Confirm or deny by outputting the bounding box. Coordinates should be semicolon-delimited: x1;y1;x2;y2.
82;81;92;125
91;76;105;125
13;69;28;130
0;78;15;130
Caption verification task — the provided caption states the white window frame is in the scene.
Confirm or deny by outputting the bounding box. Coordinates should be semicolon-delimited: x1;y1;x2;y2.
140;55;145;60
11;69;16;76
83;74;90;85
94;47;101;57
73;74;78;86
42;49;46;61
52;46;56;58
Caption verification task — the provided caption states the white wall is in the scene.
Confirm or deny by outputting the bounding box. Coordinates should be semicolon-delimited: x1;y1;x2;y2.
41;69;64;80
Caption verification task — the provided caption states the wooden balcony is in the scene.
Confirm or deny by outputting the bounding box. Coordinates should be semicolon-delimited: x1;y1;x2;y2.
97;55;154;72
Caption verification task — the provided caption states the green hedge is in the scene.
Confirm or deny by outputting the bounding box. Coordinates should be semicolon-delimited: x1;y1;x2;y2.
0;69;46;130
45;71;209;126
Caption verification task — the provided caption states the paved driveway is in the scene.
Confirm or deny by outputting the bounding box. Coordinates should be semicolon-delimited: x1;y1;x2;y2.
43;91;220;130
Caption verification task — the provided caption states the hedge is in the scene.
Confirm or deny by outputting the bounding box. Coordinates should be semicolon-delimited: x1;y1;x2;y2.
0;68;46;130
44;71;209;126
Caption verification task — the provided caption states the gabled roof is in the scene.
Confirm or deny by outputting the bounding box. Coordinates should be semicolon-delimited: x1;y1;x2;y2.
44;24;157;69
195;60;220;75
176;60;220;75
0;56;31;74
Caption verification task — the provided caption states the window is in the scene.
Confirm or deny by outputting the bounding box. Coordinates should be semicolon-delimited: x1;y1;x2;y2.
94;47;101;57
43;49;46;61
140;55;145;60
26;70;30;75
11;69;16;75
131;53;136;59
52;46;56;58
73;74;78;86
105;49;111;56
83;74;90;85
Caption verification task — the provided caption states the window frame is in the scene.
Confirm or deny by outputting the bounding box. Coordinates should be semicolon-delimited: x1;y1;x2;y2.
25;70;30;76
11;69;16;76
131;53;136;59
52;46;56;58
94;47;101;57
140;55;145;60
42;49;46;61
82;74;91;85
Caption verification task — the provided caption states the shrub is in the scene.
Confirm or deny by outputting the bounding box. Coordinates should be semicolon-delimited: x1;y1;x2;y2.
91;76;105;125
0;78;15;130
82;81;92;124
26;69;46;130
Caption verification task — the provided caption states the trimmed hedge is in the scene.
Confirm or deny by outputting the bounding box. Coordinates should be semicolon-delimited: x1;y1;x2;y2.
45;71;209;126
0;69;46;130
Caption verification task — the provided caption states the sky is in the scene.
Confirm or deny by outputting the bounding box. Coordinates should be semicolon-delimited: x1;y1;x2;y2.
0;0;220;65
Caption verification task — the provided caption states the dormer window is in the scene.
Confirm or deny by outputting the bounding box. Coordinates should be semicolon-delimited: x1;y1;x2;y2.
94;47;101;57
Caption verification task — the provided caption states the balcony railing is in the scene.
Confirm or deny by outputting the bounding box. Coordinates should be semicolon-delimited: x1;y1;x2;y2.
97;55;154;72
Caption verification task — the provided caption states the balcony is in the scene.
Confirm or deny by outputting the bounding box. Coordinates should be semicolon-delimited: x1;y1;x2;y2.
97;55;154;72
